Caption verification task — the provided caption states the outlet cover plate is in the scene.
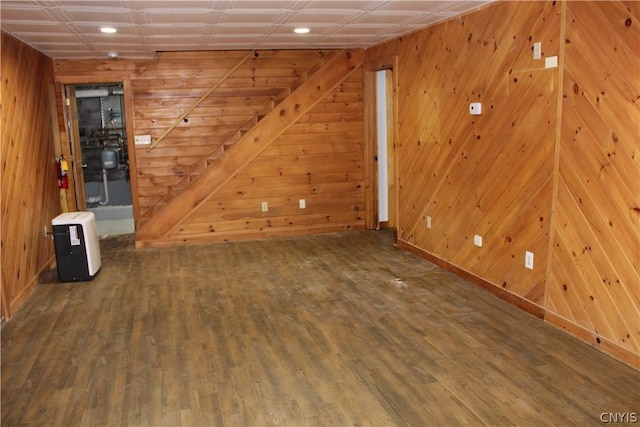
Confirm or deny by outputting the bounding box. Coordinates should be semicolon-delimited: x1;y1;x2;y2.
474;234;483;247
525;251;534;270
545;56;558;69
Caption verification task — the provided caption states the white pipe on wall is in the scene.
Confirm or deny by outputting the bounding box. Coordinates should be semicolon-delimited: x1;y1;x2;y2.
98;169;109;206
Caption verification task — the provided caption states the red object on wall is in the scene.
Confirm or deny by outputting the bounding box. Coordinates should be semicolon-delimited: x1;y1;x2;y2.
57;156;69;189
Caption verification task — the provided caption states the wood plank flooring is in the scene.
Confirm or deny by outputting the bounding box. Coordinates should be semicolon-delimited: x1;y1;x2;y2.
2;230;639;426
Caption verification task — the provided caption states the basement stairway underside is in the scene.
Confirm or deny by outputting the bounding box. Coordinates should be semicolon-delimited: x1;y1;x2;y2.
135;49;365;247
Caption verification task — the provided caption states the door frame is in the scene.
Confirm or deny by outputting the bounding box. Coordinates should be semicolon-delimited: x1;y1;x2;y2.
63;85;87;209
364;56;398;232
57;77;140;222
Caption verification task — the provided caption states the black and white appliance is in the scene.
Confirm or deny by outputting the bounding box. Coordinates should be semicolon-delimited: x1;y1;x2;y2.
52;212;102;282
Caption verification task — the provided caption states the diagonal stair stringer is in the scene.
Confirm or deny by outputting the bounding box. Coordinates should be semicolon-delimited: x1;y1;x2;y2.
135;50;342;228
136;49;364;242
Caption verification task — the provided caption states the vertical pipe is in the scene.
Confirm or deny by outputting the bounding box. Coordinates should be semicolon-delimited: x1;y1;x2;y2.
99;169;109;205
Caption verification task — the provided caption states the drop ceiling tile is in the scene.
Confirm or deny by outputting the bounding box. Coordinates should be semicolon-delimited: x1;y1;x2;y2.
322;33;380;42
83;34;144;43
145;14;210;25
129;0;210;8
220;13;288;24
53;0;125;7
97;46;149;53
138;24;209;35
54;7;134;23
0;0;495;58
66;23;138;35
0;21;62;33
208;35;262;43
224;1;295;11
0;5;53;21
141;9;213;24
351;12;420;25
14;33;85;43
45;50;98;58
405;13;458;27
0;0;33;5
226;41;270;47
332;24;394;35
30;41;85;50
120;36;199;45
440;1;493;13
286;11;360;23
268;33;322;41
376;1;452;13
303;1;370;12
267;23;336;35
212;23;268;32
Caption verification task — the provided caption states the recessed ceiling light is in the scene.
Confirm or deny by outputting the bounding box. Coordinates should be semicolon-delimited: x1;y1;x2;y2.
107;52;118;58
100;27;117;34
294;28;310;34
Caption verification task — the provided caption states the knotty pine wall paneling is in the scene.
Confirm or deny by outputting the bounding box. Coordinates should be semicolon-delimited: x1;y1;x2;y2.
54;50;365;246
366;1;639;368
367;0;560;303
546;1;639;367
174;71;365;244
1;32;62;318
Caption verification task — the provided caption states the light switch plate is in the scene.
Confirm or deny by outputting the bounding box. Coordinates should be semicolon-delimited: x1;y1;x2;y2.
134;134;151;145
533;42;542;60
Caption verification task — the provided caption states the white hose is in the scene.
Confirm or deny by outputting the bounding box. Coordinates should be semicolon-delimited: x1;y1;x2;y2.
99;168;109;205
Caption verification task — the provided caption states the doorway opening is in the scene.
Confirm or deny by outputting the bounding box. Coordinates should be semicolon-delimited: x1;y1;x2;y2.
72;83;134;235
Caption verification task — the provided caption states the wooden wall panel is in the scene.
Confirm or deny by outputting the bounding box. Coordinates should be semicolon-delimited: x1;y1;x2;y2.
366;0;560;304
366;0;639;368
1;32;61;319
547;1;640;366
174;71;365;243
54;50;365;245
130;50;342;216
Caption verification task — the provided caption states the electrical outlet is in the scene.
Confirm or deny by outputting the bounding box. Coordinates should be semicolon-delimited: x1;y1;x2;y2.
299;199;306;209
261;201;268;212
469;102;482;116
474;234;483;247
134;134;151;145
525;251;534;270
426;216;432;229
545;56;558;69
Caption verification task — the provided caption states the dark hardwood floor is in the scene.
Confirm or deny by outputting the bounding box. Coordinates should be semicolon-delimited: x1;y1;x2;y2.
2;230;639;426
